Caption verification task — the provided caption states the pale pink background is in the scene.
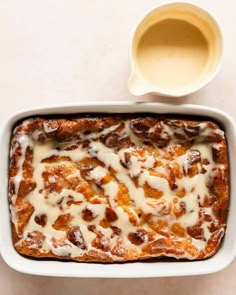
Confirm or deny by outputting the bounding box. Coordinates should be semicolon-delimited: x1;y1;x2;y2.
0;0;236;294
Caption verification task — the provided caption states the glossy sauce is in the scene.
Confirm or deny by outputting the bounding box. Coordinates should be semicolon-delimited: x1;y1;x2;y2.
136;19;209;89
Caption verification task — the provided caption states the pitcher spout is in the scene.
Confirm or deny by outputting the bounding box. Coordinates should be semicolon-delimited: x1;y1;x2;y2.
128;73;150;96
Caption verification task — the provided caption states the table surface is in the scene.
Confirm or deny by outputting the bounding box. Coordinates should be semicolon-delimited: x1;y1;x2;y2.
0;0;236;294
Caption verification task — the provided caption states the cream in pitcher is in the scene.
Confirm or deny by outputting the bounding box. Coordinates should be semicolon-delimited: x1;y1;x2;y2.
128;2;223;97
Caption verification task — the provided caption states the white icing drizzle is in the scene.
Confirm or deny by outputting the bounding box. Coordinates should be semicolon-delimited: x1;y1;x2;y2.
123;120;143;145
161;122;177;138
9;118;228;260
198;123;225;138
102;181;119;208
79;225;96;252
31;129;44;141
212;142;223;150
43;121;58;133
11;134;33;197
10;204;17;225
87;166;107;181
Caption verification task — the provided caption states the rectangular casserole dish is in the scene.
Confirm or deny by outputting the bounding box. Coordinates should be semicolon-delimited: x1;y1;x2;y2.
0;102;236;277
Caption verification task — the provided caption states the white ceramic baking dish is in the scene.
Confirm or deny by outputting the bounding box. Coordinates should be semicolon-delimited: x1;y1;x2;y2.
0;102;236;278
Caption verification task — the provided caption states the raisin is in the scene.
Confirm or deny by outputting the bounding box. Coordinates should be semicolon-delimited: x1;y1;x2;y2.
183;125;200;137
83;130;91;135
34;214;47;227
82;208;95;222
202;158;210;165
102;132;119;147
201;167;207;174
101;130;132;150
128;230;146;245
151;124;170;148
82;141;90;148
130;117;156;137
64;144;79;151
57;197;64;205
67;226;86;249
120;152;131;169
88;225;96;232
131;120;151;132
105;207;118;222
111;226;122;236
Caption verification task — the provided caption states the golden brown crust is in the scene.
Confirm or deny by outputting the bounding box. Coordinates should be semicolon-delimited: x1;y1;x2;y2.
9;115;229;262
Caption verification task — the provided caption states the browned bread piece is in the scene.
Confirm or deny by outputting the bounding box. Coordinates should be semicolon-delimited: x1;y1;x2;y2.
9;115;229;262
